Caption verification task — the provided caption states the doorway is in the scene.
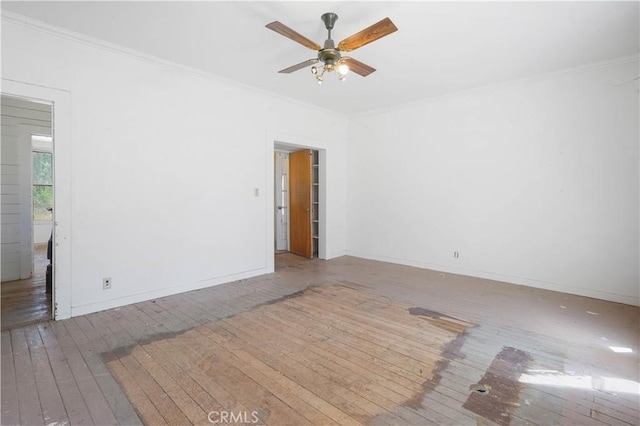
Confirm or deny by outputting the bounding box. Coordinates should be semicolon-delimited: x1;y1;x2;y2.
1;95;54;329
274;146;320;265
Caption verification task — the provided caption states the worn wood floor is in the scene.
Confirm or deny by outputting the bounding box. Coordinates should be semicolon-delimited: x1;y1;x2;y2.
1;253;638;425
1;244;52;330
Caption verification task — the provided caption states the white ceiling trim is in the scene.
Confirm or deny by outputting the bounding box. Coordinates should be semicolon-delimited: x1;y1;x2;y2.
3;2;637;115
356;53;640;117
2;10;346;117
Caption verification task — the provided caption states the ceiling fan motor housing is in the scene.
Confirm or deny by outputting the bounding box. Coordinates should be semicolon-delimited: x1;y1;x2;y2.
318;39;341;67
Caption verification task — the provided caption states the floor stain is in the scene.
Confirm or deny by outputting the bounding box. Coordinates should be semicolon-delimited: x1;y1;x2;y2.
102;329;188;362
260;289;307;306
408;307;472;333
405;328;470;410
462;346;532;425
408;307;458;320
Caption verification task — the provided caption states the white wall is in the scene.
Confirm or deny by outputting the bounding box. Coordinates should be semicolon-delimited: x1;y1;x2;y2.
3;13;636;314
1;15;348;317
1;96;52;281
348;58;639;306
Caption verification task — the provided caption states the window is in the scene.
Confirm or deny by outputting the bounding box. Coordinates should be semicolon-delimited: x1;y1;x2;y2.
33;151;53;221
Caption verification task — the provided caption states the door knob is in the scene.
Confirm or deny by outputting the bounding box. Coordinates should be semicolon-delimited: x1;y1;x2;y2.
277;206;286;210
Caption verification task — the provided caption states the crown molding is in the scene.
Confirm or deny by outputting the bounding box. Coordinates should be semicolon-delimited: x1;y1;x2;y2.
355;52;640;117
4;10;635;119
1;10;348;119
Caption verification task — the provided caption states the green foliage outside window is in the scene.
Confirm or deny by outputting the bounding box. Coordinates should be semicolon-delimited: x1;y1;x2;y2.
33;186;53;221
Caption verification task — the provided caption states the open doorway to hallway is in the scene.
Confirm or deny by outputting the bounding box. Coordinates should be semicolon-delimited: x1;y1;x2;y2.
1;95;54;329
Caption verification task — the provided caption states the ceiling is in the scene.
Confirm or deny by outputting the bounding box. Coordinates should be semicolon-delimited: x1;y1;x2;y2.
2;1;638;115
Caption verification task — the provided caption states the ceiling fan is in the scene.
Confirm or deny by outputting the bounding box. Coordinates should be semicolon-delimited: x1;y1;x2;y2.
266;13;398;84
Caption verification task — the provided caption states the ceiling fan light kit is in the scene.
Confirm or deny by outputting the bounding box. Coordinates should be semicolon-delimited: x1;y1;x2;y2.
266;12;398;85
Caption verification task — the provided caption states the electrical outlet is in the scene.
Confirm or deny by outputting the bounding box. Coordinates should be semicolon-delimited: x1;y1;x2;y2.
454;251;460;259
103;277;112;290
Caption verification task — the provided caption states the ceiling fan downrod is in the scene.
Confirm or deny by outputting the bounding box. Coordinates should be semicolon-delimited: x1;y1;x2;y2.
321;12;338;40
318;13;342;70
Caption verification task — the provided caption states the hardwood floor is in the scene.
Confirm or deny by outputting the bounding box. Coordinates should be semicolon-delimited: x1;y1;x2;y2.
1;244;52;330
104;284;474;425
1;255;638;425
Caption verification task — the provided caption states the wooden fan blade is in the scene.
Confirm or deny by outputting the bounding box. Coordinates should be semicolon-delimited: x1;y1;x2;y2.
278;59;319;74
266;21;322;51
342;57;376;77
338;17;398;52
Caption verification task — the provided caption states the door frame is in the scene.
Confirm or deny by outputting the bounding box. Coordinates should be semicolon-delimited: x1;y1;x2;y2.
2;79;72;320
265;132;328;272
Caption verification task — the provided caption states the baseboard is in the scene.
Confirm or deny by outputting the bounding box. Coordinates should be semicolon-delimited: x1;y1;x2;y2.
69;267;269;317
345;251;640;307
325;249;347;260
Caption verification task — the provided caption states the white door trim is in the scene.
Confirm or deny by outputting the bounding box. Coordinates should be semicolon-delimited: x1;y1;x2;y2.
265;131;328;273
2;79;72;320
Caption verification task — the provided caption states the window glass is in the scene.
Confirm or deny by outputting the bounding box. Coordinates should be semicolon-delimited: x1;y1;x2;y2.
33;152;53;221
33;186;53;221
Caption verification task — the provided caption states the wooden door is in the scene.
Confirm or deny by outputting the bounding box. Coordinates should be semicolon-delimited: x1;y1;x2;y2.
289;149;312;258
